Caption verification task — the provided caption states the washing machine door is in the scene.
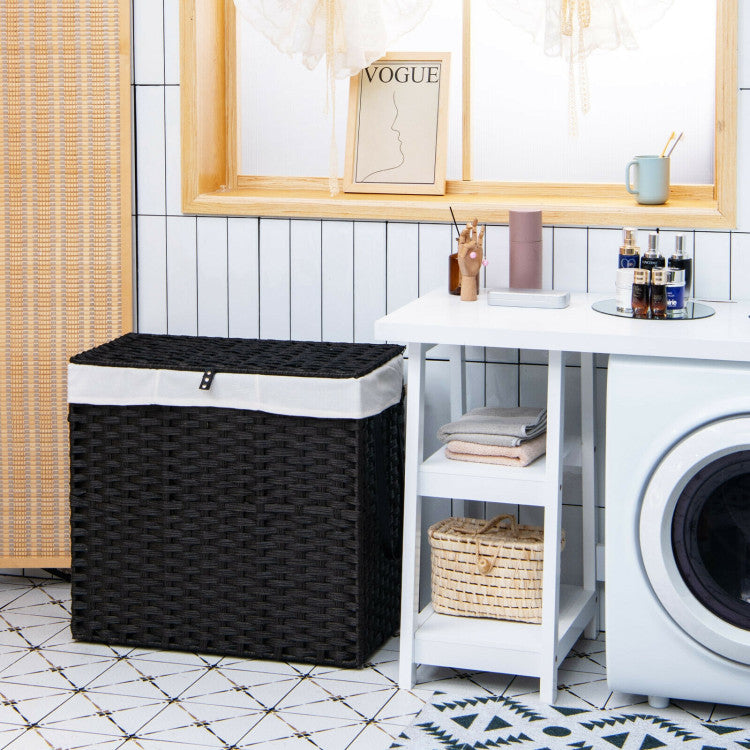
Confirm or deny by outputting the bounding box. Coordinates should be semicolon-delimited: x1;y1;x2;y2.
640;416;750;664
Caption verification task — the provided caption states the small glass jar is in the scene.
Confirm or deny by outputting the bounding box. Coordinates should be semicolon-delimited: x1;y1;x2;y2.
615;268;636;314
666;268;686;318
631;268;650;318
449;252;461;295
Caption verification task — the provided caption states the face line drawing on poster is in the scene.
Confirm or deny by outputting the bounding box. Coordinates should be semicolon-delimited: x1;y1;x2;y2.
359;92;406;183
354;60;442;186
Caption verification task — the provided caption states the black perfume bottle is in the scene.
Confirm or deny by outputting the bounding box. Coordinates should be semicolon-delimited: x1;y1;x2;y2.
640;232;665;272
668;234;693;297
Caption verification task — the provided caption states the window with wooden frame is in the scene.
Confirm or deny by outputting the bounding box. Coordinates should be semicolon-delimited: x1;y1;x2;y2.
180;0;737;228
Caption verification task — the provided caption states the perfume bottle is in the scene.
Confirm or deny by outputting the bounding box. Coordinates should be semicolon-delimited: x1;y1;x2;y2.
640;232;666;272
668;234;692;298
650;268;668;319
631;268;650;318
618;228;640;269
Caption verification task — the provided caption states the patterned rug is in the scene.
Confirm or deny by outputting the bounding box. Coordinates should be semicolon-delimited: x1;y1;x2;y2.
389;694;750;749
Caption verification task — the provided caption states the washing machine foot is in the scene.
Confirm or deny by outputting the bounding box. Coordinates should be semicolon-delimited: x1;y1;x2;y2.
648;696;670;709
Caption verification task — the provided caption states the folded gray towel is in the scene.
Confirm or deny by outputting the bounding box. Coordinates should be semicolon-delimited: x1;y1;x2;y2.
437;406;547;446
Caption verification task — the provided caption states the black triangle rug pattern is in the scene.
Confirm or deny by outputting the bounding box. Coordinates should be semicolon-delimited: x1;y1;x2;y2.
389;694;750;750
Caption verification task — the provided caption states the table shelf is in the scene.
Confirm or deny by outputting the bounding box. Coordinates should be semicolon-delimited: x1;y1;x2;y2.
419;440;579;505
375;295;599;704
414;585;598;677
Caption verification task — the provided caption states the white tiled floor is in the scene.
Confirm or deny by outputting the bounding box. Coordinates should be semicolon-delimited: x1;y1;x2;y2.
1;574;749;750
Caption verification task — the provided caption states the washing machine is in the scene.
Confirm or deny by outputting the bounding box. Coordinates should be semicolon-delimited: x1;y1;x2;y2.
606;354;750;708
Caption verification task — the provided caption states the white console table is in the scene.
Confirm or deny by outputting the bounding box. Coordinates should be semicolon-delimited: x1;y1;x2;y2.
374;288;750;704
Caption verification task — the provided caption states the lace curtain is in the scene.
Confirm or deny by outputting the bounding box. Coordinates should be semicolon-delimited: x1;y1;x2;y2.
233;0;432;79
487;0;675;133
233;0;432;192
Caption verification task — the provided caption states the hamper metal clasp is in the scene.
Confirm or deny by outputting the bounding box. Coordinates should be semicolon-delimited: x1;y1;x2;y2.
199;370;216;390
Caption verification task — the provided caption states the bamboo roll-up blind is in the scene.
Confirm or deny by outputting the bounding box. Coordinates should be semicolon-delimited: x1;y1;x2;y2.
0;0;132;567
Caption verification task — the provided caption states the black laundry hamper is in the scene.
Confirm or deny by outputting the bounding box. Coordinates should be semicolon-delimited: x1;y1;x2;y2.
68;333;405;668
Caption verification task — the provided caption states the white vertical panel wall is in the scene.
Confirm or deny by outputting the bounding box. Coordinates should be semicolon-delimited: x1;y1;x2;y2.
290;220;322;342
197;218;229;337
322;221;354;342
259;219;291;340
227;218;260;339
166;217;197;336
136;216;167;334
353;222;387;344
133;1;750;631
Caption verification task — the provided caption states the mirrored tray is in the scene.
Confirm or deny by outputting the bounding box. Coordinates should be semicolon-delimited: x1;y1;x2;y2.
592;299;715;320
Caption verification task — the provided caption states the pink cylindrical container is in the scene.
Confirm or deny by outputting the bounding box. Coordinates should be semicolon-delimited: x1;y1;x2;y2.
509;209;542;289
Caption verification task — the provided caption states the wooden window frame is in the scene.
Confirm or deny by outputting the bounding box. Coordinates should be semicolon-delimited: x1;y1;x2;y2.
180;0;737;228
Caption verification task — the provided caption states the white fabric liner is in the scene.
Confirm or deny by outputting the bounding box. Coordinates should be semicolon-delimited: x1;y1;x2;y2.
67;355;404;420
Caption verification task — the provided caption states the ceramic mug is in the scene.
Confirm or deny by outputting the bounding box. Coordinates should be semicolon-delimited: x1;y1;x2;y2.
626;155;670;205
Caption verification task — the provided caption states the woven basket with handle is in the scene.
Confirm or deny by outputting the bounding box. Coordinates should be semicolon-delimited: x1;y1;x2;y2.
428;514;565;624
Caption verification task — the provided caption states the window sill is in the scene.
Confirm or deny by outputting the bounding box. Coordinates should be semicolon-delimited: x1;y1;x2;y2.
184;179;731;229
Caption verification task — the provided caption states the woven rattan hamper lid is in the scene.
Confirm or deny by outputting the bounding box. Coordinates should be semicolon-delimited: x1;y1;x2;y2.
70;333;403;378
68;334;405;420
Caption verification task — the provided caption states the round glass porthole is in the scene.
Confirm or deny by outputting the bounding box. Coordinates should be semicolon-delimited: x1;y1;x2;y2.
672;451;750;630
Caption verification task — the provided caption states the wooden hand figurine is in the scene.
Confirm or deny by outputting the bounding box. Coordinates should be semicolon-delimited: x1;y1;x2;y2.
457;219;485;301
